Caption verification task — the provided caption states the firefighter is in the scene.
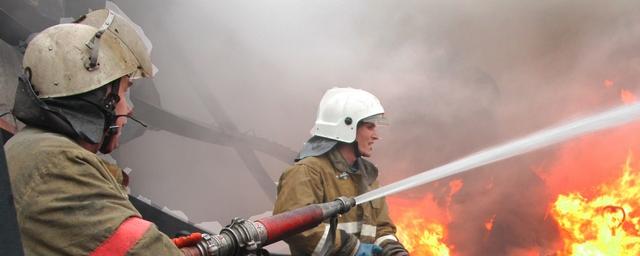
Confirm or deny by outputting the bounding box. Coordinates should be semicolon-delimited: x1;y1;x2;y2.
274;87;410;256
4;9;195;255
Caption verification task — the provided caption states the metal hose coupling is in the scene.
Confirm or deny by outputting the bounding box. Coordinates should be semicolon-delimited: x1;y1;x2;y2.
192;197;356;256
194;218;268;256
325;196;356;217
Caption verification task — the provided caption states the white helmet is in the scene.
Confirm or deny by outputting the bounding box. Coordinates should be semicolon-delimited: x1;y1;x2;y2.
311;87;386;143
23;9;152;98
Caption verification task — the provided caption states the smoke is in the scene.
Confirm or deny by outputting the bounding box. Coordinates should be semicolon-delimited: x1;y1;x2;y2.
106;0;640;253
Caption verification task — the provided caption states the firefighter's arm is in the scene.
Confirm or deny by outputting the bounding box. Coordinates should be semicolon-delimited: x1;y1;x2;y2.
274;164;358;255
126;222;192;255
23;153;184;255
372;187;409;256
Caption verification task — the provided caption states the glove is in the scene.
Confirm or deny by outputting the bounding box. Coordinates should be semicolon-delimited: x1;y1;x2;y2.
171;232;203;248
355;243;383;256
380;240;409;256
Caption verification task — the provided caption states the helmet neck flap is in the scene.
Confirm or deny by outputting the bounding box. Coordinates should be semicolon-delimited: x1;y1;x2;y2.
295;135;362;162
13;73;120;145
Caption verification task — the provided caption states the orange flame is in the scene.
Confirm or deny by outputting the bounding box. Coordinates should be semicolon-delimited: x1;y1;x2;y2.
388;193;453;256
551;155;640;255
394;208;451;255
603;79;614;88
620;89;637;105
484;214;496;232
449;179;463;196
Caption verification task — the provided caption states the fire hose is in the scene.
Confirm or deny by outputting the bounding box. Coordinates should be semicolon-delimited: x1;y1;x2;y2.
178;197;356;256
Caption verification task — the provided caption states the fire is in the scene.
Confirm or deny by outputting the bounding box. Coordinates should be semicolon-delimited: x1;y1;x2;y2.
603;80;614;88
602;78;636;104
393;207;450;255
385;82;640;255
551;155;640;255
620;89;637;105
484;214;496;232
387;180;463;255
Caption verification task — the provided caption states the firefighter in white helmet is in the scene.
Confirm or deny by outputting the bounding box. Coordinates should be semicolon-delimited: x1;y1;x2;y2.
5;9;196;255
274;87;409;256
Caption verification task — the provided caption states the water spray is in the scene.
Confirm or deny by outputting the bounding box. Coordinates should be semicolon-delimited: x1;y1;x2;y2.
355;102;640;205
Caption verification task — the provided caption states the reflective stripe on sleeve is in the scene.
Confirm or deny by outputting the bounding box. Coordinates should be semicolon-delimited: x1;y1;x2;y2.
361;224;377;237
90;217;152;256
312;224;330;256
374;234;398;246
337;221;362;234
336;222;376;237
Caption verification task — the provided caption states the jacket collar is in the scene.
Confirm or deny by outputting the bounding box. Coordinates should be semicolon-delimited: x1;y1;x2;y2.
327;148;379;186
327;148;356;174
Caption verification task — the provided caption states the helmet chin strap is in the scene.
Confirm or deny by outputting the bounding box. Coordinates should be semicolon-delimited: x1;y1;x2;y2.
100;114;147;153
99;78;146;153
352;141;362;158
107;114;148;134
118;114;148;128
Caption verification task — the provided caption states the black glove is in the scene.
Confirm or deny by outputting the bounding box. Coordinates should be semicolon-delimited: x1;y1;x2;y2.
380;240;409;256
334;230;360;255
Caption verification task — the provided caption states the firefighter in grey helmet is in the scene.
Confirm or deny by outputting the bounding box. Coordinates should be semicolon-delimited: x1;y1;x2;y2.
274;87;410;256
5;9;195;255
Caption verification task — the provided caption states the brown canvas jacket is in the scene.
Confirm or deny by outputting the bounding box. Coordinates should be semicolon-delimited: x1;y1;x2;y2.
5;127;182;256
273;148;399;255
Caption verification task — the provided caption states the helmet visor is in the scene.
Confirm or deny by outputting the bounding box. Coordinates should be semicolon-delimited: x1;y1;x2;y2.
361;113;389;126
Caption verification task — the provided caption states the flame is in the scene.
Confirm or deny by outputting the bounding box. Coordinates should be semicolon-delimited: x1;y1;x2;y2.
484;214;496;232
551;155;640;255
601;79;636;104
603;80;614;88
447;180;463;222
449;179;463;196
394;208;451;255
620;89;637;105
388;194;452;256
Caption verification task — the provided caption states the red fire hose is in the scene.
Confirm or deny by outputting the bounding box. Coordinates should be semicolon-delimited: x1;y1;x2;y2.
175;197;355;256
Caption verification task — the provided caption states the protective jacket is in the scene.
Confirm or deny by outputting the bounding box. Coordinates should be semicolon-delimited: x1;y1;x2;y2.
5;127;183;256
273;148;400;255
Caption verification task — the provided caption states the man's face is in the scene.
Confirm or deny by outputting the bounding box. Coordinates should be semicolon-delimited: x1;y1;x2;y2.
101;76;133;153
355;122;379;157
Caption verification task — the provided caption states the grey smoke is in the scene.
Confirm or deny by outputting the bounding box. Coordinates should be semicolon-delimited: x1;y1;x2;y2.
105;0;640;254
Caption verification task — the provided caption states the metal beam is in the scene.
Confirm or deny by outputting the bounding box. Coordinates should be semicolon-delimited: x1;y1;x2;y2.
0;0;58;45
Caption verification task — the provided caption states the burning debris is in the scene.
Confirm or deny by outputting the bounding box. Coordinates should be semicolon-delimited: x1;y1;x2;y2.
483;214;496;233
387;151;640;256
620;89;637;105
385;86;640;255
552;156;640;255
388;195;452;256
